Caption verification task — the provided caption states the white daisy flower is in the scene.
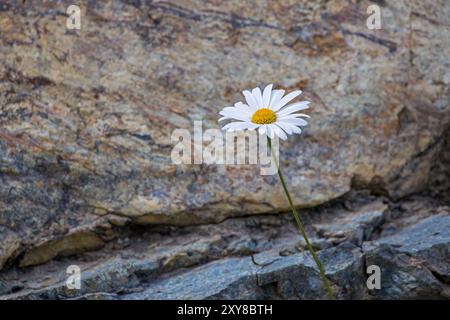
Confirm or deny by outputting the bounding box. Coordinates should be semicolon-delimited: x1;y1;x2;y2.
219;84;310;140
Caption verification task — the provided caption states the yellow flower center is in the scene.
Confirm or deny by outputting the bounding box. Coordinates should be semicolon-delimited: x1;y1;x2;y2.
251;108;277;124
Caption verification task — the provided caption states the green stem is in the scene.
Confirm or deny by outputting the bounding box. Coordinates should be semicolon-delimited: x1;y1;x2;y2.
267;137;334;300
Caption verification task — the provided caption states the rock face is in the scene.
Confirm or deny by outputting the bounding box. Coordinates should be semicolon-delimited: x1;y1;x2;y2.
0;196;449;300
0;0;449;298
364;215;450;299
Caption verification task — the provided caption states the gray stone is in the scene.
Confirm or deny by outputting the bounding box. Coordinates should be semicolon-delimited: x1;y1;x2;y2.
364;214;450;299
123;243;364;300
2;206;449;300
254;243;365;300
314;201;387;245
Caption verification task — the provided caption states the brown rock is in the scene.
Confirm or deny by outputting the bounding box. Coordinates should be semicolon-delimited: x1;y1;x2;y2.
0;0;449;268
19;231;105;268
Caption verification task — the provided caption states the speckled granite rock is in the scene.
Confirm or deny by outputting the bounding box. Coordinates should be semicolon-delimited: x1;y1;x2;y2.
1;1;449;268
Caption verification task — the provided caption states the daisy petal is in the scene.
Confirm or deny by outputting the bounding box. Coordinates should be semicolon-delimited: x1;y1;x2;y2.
277;121;303;134
268;90;285;110
280;118;308;126
272;124;287;140
277;101;310;116
266;125;275;139
252;87;264;109
221;121;243;130
219;108;250;121
278;113;310;119
291;126;302;134
274;122;292;135
265;125;271;138
247;123;260;130
242;123;261;131
291;125;303;134
272;90;302;112
234;102;252;116
222;121;252;132
262;84;273;108
259;125;266;135
243;90;259;112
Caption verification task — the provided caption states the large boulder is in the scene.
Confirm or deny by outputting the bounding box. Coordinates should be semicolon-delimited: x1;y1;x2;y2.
0;0;449;269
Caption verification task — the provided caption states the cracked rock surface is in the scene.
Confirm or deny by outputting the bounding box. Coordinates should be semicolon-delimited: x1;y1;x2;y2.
0;194;449;300
0;0;449;299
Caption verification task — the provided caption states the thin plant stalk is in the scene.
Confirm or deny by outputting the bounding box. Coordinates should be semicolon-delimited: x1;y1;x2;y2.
267;137;334;300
